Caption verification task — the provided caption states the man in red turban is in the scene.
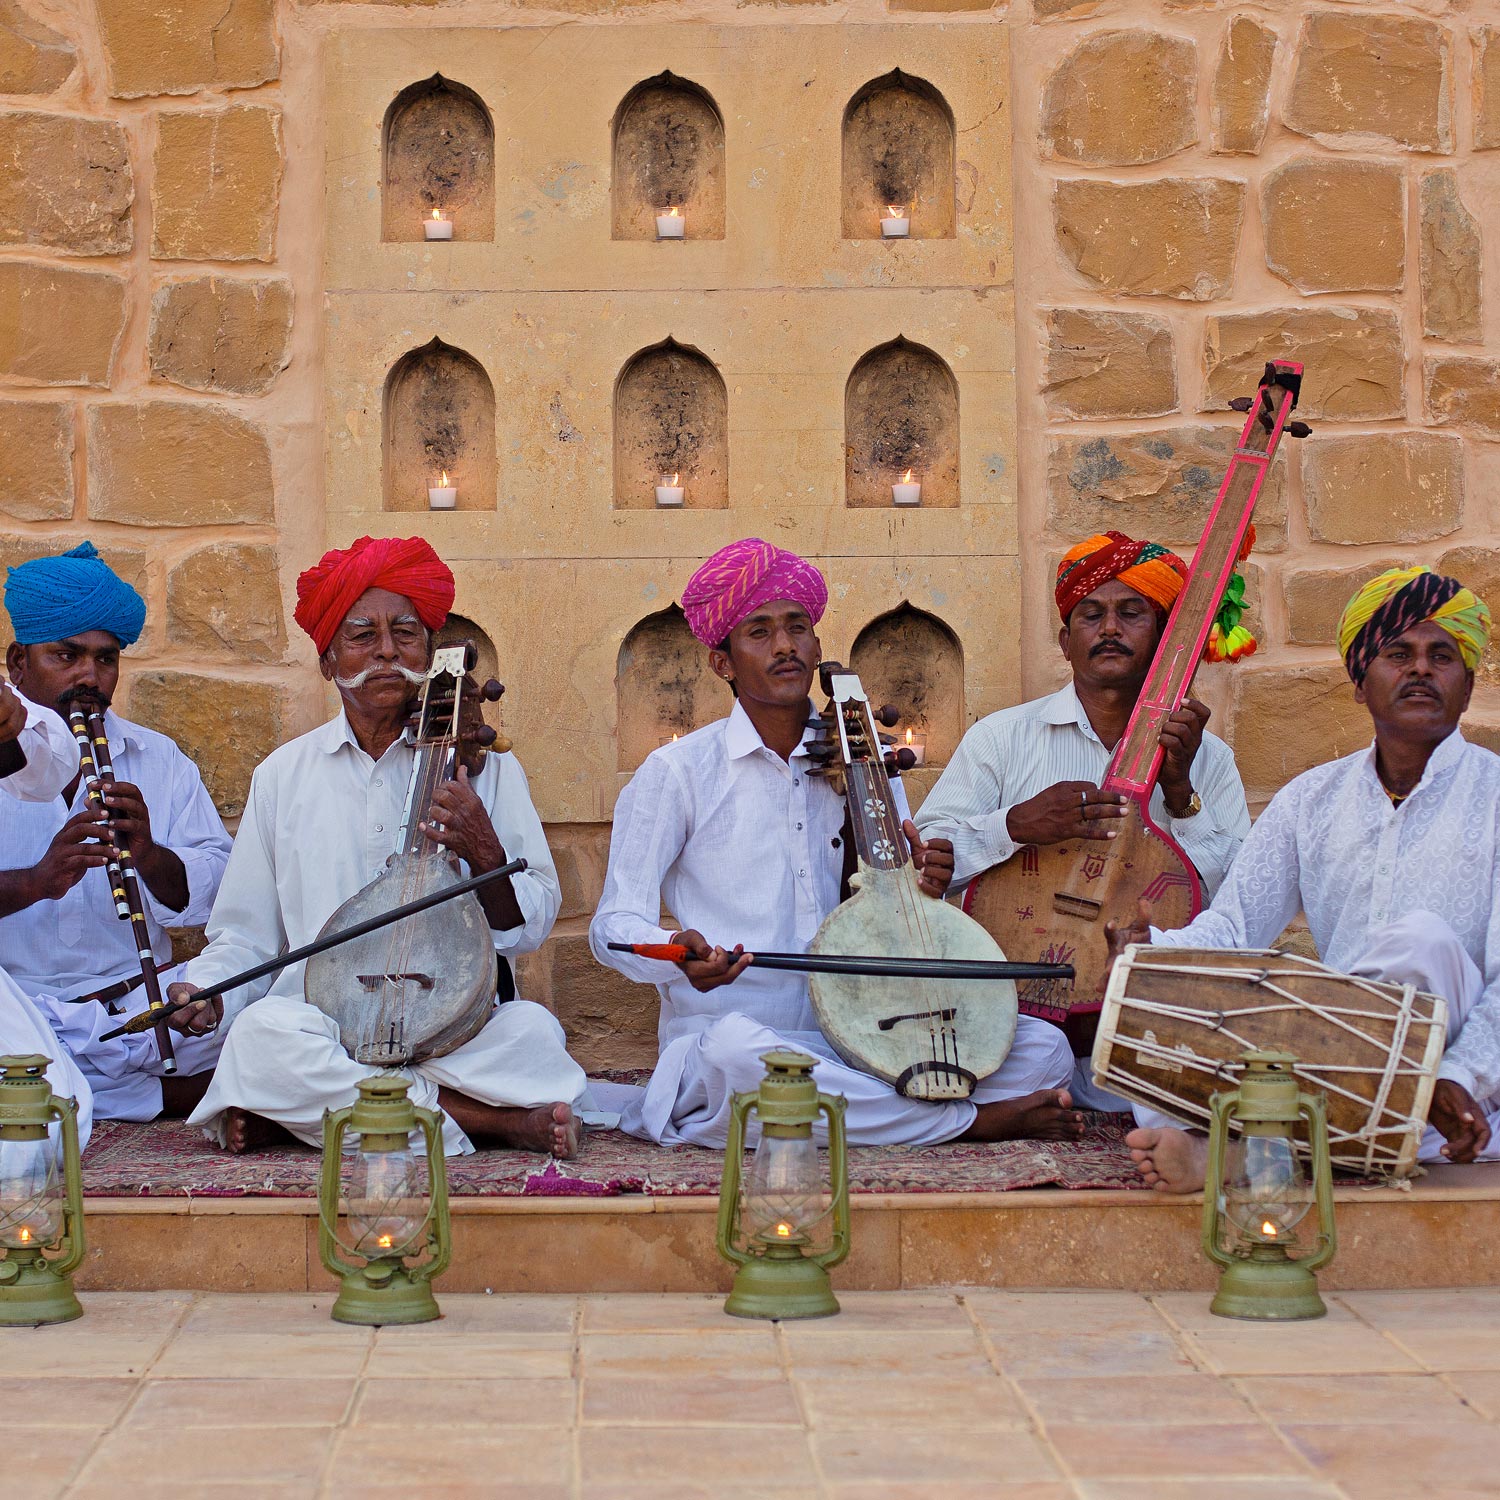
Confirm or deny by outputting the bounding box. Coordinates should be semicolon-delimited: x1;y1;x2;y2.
171;537;600;1159
916;529;1251;1103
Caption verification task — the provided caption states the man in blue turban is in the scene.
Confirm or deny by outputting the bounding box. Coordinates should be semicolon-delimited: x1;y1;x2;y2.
1;541;232;1123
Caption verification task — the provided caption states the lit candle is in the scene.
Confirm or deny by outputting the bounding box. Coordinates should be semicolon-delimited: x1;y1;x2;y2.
658;731;682;748
427;469;457;509
424;208;453;241
655;205;685;240
655;472;685;507
892;468;922;506
881;204;911;239
901;727;927;767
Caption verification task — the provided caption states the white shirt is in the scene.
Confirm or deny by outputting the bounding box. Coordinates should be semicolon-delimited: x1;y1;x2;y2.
589;700;911;1047
187;712;561;1017
0;711;231;1001
915;682;1249;895
1153;730;1500;1102
0;691;77;802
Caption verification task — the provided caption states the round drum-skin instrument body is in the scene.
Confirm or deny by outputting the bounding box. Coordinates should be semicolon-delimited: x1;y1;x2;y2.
1093;945;1448;1178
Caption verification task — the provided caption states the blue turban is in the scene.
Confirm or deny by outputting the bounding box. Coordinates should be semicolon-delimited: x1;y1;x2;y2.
4;541;146;648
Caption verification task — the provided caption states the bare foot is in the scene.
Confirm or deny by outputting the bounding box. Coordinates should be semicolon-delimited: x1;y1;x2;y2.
223;1106;295;1155
961;1088;1086;1143
1125;1125;1208;1193
437;1087;581;1160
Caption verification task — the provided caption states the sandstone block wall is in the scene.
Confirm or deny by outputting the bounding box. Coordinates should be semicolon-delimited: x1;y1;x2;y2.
1;0;1497;1059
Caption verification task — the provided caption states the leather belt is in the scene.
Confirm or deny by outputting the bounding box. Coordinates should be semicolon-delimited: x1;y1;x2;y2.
67;959;175;1013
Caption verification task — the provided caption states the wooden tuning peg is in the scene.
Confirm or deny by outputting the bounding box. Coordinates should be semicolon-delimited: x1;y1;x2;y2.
874;704;900;728
1228;396;1253;412
475;726;498;748
884;748;917;773
1285;420;1312;439
481;679;505;702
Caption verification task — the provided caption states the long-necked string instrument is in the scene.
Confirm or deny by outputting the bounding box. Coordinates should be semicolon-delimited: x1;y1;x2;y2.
305;643;509;1067
68;708;177;1074
799;662;1021;1101
607;942;1072;983
99;857;528;1041
963;360;1308;1048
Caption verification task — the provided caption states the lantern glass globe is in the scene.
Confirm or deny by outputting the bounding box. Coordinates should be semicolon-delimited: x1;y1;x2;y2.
0;1134;64;1248
348;1144;425;1257
1223;1133;1314;1243
742;1131;828;1242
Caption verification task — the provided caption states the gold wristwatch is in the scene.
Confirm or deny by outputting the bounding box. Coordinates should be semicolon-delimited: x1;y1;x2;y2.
1171;791;1202;819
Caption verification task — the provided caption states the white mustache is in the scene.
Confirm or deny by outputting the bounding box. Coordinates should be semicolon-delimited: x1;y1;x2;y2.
334;663;428;690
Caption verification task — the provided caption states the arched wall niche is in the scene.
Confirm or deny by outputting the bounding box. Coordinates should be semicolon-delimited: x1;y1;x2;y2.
612;73;726;241
850;604;964;767
613;339;729;510
616;604;723;772
844;338;959;508
382;74;496;243
383;338;497;512
841;70;956;241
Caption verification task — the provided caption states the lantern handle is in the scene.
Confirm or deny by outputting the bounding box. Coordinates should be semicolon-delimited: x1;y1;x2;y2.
412;1103;452;1285
51;1091;87;1281
812;1092;851;1273
715;1089;757;1270
1297;1090;1339;1274
1200;1090;1237;1271
317;1104;360;1280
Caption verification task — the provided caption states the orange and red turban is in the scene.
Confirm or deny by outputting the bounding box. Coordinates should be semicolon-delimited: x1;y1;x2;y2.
1055;531;1188;625
682;538;828;648
294;536;455;655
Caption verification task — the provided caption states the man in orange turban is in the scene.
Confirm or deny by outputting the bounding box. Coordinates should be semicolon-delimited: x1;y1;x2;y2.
917;529;1251;1104
172;537;601;1159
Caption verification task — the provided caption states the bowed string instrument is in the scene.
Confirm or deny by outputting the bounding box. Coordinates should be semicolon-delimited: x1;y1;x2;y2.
68;708;177;1073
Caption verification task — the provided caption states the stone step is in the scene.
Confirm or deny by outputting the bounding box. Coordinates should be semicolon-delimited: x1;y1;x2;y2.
77;1163;1500;1295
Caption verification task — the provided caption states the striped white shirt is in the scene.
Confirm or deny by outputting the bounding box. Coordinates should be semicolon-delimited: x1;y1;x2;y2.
914;682;1249;895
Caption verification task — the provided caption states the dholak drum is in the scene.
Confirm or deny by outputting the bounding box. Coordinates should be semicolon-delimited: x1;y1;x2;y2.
1094;945;1448;1178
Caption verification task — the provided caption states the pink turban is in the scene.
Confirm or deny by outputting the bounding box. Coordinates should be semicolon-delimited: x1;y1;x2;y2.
294;536;455;654
681;538;828;647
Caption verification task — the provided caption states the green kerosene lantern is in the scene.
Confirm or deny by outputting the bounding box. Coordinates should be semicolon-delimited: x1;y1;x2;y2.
318;1074;451;1326
0;1055;86;1326
716;1050;850;1321
1203;1050;1338;1322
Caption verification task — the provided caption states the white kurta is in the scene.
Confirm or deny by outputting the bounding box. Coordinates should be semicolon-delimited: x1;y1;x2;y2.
915;681;1250;1109
185;712;589;1154
0;711;232;1120
914;681;1250;894
588;701;1073;1147
1142;730;1500;1160
0;966;97;1151
1;692;76;802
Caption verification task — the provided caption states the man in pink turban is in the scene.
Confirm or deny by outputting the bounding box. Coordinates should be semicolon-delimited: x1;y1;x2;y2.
172;537;598;1160
589;540;1079;1150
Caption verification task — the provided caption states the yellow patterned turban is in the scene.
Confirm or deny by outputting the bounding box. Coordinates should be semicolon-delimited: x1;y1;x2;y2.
1336;565;1490;686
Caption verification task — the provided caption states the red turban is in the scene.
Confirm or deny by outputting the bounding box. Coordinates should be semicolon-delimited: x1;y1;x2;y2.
1055;531;1187;624
294;536;455;654
681;538;828;647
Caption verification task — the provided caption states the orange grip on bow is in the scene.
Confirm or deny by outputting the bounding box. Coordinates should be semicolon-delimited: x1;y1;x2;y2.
609;941;691;962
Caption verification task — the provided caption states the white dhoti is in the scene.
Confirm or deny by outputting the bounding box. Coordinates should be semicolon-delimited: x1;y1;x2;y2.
31;963;225;1124
1131;912;1500;1162
0;973;95;1151
188;996;593;1155
615;1010;1074;1148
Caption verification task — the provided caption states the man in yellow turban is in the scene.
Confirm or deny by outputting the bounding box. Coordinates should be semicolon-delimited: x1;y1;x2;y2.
1117;565;1500;1188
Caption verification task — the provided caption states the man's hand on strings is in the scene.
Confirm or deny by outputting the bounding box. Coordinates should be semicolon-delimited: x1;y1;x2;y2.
903;819;954;898
1158;699;1209;816
29;808;113;901
670;928;752;993
1006;781;1126;848
421;764;505;871
0;682;25;744
1430;1079;1491;1163
163;981;223;1036
1104;897;1154;968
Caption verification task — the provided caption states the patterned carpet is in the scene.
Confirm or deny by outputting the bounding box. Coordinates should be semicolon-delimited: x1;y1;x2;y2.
80;1112;1147;1199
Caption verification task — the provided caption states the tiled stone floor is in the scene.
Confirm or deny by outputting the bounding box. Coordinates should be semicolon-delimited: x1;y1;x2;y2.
4;1287;1492;1498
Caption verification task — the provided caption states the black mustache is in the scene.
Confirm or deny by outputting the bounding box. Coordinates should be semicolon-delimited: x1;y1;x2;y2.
57;686;109;709
1090;641;1133;657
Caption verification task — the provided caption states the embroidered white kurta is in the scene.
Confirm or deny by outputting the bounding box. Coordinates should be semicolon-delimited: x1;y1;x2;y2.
914;682;1250;893
1;692;76;802
589;701;1073;1146
185;712;589;1154
0;711;232;1120
1147;730;1500;1139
